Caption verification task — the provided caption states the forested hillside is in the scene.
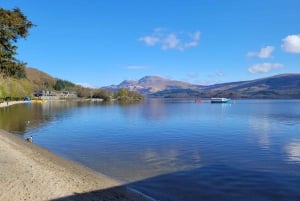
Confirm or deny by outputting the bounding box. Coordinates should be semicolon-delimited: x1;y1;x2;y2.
0;67;57;99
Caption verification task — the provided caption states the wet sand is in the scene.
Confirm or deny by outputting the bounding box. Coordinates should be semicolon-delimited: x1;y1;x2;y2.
0;129;149;201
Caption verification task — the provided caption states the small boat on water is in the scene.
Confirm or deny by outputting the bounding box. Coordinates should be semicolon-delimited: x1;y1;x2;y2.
210;98;230;103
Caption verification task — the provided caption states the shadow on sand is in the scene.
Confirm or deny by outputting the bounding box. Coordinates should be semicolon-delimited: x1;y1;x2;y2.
52;185;148;201
52;165;300;201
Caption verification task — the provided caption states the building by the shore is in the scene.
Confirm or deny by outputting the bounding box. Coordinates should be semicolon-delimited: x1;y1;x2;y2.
33;90;77;100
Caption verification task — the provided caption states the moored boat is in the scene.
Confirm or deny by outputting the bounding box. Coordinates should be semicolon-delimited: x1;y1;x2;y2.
210;98;230;103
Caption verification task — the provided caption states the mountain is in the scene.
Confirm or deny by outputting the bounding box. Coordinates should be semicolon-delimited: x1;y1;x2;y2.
104;74;300;99
104;76;201;95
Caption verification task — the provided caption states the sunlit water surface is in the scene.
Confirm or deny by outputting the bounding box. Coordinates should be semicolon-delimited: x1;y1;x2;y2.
1;99;300;201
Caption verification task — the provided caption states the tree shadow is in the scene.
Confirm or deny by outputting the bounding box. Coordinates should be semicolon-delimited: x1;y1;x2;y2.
52;165;300;201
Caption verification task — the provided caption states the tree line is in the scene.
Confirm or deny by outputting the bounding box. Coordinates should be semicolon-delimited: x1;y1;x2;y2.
76;85;143;102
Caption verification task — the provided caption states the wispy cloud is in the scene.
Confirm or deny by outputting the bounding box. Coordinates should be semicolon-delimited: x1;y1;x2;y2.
248;63;283;74
185;70;224;84
126;65;148;70
192;70;225;85
208;70;225;78
138;28;201;51
76;83;96;88
247;46;275;58
139;36;159;46
186;71;198;79
215;70;224;77
282;34;300;53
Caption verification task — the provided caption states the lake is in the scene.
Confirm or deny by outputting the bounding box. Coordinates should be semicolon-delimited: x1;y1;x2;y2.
1;99;300;201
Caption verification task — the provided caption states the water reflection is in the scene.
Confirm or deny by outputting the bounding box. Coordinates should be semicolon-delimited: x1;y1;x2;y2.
0;103;36;134
285;140;300;162
141;147;202;175
0;100;109;134
247;116;273;149
140;98;168;120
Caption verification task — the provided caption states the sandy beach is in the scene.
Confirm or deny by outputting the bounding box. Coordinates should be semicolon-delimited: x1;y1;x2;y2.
0;129;149;201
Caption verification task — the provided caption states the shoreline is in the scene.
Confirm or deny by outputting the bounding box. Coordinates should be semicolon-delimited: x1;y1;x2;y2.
0;129;149;201
0;100;29;108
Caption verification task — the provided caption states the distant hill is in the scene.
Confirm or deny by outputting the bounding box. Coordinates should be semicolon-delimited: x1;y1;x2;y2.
104;74;300;99
199;74;300;98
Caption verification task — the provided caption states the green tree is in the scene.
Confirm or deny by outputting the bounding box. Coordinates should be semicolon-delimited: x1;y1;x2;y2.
0;7;34;78
118;88;128;99
54;79;75;91
116;88;144;102
92;89;113;101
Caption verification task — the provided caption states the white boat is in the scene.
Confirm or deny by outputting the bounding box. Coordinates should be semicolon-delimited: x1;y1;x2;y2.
210;98;230;103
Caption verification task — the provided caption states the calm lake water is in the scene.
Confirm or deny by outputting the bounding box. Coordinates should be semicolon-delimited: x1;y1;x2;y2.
1;99;300;201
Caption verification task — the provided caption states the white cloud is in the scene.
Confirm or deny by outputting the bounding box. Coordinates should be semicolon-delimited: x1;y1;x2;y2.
247;46;275;58
138;29;201;51
162;34;180;50
126;65;148;70
282;34;300;53
139;36;159;46
258;46;275;58
184;32;201;48
248;63;283;74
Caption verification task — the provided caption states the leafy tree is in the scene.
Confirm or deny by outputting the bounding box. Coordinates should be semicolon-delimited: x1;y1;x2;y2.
0;7;34;78
127;90;144;100
116;88;144;101
92;89;113;101
118;88;128;98
75;87;91;98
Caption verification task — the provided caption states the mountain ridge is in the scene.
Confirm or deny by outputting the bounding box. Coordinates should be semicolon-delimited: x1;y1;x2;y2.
105;75;200;94
103;74;300;99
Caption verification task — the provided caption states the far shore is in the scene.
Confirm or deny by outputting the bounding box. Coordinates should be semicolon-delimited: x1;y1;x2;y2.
0;129;149;201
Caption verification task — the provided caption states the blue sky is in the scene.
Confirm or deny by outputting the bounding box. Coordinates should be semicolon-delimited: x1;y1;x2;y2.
2;0;300;87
